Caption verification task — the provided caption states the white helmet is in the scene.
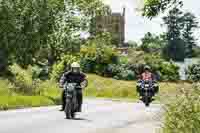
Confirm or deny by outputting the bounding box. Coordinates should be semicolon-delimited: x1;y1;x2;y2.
71;62;80;68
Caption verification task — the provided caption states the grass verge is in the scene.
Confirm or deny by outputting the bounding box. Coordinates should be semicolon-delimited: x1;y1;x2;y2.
0;74;192;110
0;96;57;110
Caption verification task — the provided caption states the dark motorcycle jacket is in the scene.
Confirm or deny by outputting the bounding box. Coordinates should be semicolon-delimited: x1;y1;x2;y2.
59;71;86;88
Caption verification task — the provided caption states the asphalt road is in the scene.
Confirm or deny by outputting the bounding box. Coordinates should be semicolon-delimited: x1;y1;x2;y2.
0;99;163;133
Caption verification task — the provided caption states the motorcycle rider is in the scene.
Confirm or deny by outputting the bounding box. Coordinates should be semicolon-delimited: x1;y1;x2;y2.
59;62;87;112
140;65;154;81
137;65;158;98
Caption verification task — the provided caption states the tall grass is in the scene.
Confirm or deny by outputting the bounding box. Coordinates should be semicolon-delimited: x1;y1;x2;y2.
0;65;61;110
85;74;138;99
0;79;14;96
0;96;55;110
162;84;200;133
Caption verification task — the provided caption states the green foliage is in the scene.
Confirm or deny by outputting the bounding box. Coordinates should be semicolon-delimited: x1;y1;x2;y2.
36;80;60;99
127;49;180;81
106;64;136;80
115;70;136;81
9;64;39;95
187;63;200;82
159;62;180;81
162;7;186;61
0;0;50;68
80;38;119;75
85;74;137;98
0;96;55;110
163;85;200;133
126;41;138;48
143;0;183;18
140;32;166;53
0;0;110;71
182;12;199;58
51;54;80;80
193;47;200;58
162;7;198;61
119;56;129;64
145;54;179;81
0;79;14;96
162;39;186;61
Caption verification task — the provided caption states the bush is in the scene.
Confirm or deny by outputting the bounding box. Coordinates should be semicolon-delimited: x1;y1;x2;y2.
144;54;180;81
162;84;200;133
0;79;14;96
80;43;119;75
158;62;180;81
105;64;136;80
106;64;124;77
51;54;79;80
187;63;200;82
36;80;60;98
116;70;136;81
9;64;39;95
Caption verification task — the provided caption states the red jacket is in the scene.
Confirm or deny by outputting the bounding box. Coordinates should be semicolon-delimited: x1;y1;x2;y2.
141;72;153;81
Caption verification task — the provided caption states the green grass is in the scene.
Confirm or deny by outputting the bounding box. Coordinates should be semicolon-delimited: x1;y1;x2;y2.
162;84;200;133
0;79;61;110
85;74;138;99
0;74;192;110
85;74;191;101
0;96;55;110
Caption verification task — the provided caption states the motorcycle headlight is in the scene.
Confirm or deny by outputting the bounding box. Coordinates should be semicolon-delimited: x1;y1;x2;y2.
145;84;150;87
66;83;76;91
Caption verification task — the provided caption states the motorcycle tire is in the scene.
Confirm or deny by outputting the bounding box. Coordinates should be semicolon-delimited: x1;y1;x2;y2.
71;111;75;119
65;99;72;119
144;97;150;107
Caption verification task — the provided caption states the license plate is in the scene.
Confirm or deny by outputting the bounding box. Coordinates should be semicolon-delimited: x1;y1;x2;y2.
66;94;72;97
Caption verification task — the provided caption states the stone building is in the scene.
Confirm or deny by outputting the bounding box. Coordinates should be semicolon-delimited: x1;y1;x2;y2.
92;8;125;47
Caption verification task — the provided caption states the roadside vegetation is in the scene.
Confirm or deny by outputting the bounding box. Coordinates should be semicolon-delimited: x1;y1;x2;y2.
0;69;191;110
0;0;200;132
162;84;200;133
143;1;200;132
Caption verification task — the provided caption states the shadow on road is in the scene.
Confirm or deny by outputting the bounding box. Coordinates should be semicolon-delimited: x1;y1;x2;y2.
65;117;92;122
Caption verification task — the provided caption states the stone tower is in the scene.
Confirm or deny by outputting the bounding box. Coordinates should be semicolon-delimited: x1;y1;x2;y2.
92;7;125;47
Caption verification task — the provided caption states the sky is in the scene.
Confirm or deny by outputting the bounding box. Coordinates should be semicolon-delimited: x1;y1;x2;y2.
102;0;200;44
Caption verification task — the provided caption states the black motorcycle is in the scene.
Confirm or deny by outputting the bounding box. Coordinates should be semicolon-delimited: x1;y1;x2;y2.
137;80;159;107
63;80;87;119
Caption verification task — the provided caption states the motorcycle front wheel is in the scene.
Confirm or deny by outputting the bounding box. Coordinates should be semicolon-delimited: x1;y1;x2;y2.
65;99;72;119
144;96;151;107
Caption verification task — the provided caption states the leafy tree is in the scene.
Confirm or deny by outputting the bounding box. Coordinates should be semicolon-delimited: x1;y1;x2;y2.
0;0;51;68
187;63;200;82
47;0;111;65
162;7;199;61
182;12;199;58
0;0;110;73
126;41;138;48
141;32;166;53
162;7;186;61
143;0;183;18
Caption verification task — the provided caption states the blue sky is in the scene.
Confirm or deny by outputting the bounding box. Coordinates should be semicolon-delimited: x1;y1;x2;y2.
103;0;200;44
